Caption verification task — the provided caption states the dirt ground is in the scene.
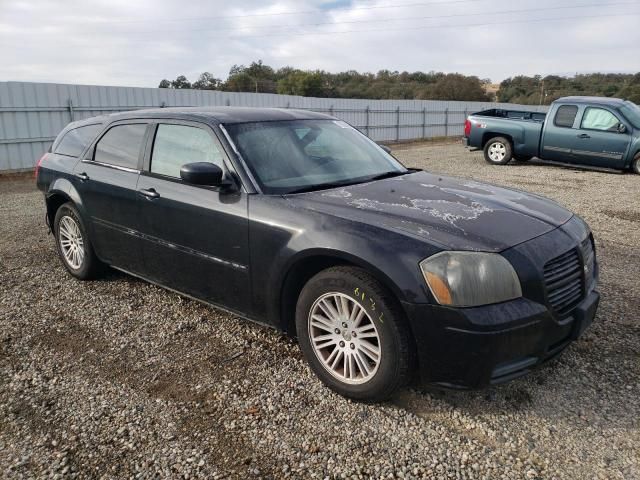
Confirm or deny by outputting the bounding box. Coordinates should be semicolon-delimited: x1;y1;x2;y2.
0;142;638;479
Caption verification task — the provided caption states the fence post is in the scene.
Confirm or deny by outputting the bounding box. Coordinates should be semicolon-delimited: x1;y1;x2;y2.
396;106;400;142
365;106;370;137
422;107;427;139
444;108;449;137
68;99;75;122
329;105;334;117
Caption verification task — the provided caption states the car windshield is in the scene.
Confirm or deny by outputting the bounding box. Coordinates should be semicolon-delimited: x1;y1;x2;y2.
224;119;408;194
620;101;640;129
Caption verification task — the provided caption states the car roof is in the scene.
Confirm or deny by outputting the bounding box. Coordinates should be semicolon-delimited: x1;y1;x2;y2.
556;96;627;107
102;106;334;124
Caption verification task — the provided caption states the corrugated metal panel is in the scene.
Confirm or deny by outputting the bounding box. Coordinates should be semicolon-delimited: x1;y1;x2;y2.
0;81;547;172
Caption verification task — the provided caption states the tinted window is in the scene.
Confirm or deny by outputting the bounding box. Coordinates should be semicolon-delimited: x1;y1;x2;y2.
54;124;102;157
151;124;223;178
620;101;640;128
94;124;147;169
554;105;578;128
581;108;620;132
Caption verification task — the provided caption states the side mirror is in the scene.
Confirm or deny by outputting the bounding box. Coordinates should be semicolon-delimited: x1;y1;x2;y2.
180;162;229;187
618;123;627;134
380;144;392;154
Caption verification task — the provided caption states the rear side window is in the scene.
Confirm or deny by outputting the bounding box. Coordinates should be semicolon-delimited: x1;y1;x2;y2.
554;105;578;128
150;124;223;178
94;124;147;170
54;124;102;157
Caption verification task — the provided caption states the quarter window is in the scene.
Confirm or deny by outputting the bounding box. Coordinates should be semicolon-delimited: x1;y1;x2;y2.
150;124;223;178
553;105;578;128
94;124;147;169
581;108;620;132
55;124;102;157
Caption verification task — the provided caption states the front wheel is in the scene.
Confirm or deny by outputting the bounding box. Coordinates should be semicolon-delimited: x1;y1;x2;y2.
483;137;513;165
295;266;414;402
632;153;640;174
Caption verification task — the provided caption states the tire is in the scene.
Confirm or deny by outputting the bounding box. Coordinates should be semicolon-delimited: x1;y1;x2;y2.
483;137;513;165
54;202;104;280
632;153;640;174
514;155;532;162
295;266;414;402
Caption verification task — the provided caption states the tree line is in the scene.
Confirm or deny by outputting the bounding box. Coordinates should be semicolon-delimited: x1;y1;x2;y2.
158;60;493;101
498;73;640;105
159;61;640;104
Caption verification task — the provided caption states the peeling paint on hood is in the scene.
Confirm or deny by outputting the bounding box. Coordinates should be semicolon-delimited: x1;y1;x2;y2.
286;171;573;252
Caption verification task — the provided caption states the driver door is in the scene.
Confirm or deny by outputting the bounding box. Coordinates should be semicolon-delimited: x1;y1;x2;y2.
571;107;630;169
136;121;251;313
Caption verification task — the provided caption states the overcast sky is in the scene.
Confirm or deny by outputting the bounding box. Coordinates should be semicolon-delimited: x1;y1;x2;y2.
1;0;639;87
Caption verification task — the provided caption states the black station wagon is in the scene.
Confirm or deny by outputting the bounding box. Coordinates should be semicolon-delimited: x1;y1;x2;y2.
36;107;600;401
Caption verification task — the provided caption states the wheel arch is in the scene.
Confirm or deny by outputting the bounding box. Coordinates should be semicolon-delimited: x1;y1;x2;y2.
276;249;407;336
482;132;514;149
45;178;88;230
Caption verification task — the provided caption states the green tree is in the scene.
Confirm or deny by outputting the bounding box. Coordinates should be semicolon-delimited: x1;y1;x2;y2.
277;71;325;97
192;72;222;90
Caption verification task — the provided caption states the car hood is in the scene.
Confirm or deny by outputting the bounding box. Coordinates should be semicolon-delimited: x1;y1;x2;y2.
286;171;573;252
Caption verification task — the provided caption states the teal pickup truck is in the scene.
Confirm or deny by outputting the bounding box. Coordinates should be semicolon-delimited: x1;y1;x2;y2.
463;96;640;173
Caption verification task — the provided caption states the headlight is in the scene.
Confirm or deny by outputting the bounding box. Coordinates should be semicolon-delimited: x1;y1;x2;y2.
420;252;522;307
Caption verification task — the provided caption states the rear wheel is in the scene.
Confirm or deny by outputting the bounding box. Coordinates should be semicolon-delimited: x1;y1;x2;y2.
54;202;104;279
295;266;414;402
483;137;513;165
632;153;640;174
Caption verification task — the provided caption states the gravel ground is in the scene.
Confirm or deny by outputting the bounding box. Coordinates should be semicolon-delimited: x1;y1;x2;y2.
1;142;638;479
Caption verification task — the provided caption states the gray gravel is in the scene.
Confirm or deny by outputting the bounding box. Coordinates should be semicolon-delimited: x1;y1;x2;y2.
1;142;639;479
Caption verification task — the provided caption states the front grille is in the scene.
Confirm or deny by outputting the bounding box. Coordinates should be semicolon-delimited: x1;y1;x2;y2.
544;248;583;317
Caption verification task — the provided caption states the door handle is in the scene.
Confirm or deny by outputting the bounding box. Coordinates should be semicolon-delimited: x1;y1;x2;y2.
138;188;160;199
577;134;590;139
75;172;89;181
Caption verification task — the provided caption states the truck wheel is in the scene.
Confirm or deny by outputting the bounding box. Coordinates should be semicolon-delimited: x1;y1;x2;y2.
632;153;640;174
295;266;414;402
484;137;513;165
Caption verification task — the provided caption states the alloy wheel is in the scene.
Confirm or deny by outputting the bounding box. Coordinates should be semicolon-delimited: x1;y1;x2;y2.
488;142;507;162
58;215;85;269
308;292;381;385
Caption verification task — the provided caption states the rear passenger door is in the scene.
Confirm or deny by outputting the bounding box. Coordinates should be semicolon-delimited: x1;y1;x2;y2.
136;121;251;313
73;121;150;273
540;104;580;163
571;107;630;168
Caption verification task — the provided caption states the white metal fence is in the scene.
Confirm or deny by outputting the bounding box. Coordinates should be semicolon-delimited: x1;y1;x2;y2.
0;81;548;172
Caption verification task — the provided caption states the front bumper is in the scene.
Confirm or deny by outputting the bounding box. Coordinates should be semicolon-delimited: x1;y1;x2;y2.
402;290;599;389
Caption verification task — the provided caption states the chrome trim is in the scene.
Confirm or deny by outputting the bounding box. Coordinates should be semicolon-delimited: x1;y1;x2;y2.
219;123;263;194
81;158;140;174
92;217;248;272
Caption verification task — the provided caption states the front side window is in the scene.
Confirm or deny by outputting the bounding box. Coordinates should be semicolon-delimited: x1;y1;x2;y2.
620;101;640;128
225;119;407;194
554;105;578;128
581;108;620;132
94;124;147;169
150;124;223;178
55;124;102;157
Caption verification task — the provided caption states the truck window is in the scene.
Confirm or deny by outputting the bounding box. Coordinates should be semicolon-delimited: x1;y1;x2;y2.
554;105;578;128
581;108;620;132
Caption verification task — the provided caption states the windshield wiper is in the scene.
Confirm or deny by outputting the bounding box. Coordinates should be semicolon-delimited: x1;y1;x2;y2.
365;170;411;182
285;180;364;195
